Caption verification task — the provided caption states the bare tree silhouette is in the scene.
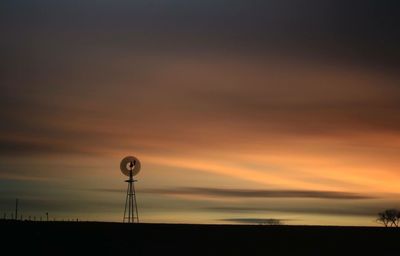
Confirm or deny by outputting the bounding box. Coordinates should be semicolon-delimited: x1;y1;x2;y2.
377;212;389;227
377;209;400;227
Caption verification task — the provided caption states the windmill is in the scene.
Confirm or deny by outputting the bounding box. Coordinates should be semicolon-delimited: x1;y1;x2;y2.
120;156;141;223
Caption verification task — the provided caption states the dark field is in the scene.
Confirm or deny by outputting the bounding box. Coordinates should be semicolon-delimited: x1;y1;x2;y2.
1;220;399;256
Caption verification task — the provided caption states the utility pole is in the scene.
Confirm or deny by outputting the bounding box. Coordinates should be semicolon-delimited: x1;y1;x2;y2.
15;199;18;220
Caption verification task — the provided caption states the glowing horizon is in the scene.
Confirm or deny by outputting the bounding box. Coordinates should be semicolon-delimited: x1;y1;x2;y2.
1;0;400;226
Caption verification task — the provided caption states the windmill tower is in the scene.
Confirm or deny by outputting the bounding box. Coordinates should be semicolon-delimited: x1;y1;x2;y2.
120;156;141;223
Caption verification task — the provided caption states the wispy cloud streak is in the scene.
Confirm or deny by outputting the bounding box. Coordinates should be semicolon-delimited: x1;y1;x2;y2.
221;218;289;225
142;187;374;200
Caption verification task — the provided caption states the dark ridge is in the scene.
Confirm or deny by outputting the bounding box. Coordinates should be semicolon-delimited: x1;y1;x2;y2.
1;220;400;256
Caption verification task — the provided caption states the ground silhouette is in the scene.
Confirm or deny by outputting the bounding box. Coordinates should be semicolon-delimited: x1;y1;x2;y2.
1;220;400;255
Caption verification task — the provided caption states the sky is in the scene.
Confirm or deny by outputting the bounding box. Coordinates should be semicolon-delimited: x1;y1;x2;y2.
1;0;400;225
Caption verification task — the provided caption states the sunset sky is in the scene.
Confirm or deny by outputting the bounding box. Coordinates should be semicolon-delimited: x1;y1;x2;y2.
1;1;400;226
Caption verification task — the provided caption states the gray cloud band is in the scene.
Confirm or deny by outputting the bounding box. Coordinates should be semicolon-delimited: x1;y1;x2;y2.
141;187;373;200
